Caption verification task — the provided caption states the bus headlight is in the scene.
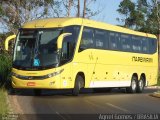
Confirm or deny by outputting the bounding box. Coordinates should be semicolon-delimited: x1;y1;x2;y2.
11;69;64;80
47;69;64;78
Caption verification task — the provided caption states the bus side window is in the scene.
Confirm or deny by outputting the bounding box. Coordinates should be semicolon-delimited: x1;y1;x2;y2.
141;37;149;54
109;32;120;50
79;27;94;51
148;38;157;54
132;36;141;53
105;31;109;49
95;29;106;49
121;34;131;52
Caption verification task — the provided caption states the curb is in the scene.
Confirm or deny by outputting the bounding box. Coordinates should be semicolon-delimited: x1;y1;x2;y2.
149;92;160;98
146;86;160;89
147;86;160;98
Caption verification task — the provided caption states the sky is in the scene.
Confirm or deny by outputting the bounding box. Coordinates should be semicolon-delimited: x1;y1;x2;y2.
92;0;123;25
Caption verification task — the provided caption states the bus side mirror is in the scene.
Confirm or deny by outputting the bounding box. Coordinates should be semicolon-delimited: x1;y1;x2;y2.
57;33;72;50
5;35;16;51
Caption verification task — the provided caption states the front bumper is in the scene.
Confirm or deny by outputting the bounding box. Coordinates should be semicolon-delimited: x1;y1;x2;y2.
12;76;61;89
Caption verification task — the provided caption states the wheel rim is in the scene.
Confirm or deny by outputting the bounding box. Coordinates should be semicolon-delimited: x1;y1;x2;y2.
132;80;137;91
139;80;144;90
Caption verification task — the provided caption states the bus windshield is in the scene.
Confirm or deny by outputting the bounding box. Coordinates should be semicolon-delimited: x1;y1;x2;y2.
13;29;62;70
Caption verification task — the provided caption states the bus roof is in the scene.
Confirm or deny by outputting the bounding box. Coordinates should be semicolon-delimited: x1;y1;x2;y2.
22;17;156;38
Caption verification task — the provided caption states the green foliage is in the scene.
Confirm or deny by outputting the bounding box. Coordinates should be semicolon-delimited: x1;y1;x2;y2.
117;0;135;27
0;0;60;34
0;34;7;52
0;53;12;88
157;74;160;86
117;0;135;15
117;0;160;35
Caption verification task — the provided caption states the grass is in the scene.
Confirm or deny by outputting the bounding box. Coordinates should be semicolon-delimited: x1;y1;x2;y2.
0;53;12;115
157;75;160;86
0;88;9;114
157;81;160;86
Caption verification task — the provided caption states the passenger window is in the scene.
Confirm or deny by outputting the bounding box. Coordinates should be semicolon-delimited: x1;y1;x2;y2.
95;29;106;49
109;32;120;50
79;27;94;51
141;37;149;53
105;31;109;49
121;34;131;52
132;36;141;52
148;38;157;54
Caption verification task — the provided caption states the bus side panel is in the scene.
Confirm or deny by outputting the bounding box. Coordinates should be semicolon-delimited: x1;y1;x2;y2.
73;49;96;88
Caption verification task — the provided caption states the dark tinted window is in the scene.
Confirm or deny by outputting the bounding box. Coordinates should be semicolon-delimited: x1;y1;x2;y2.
95;29;106;49
132;36;141;52
78;26;157;54
148;38;157;54
105;31;109;49
121;34;131;52
109;32;120;50
79;27;94;51
141;37;149;53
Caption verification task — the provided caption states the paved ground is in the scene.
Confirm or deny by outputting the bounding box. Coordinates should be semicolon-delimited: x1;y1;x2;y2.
8;87;160;120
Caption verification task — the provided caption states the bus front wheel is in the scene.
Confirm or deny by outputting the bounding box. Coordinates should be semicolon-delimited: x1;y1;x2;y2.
126;76;138;93
72;75;84;96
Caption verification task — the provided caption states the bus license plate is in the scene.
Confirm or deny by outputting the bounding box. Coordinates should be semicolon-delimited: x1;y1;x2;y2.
27;82;36;86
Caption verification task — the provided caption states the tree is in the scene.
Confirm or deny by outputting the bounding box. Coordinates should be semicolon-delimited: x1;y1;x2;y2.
62;0;100;18
82;0;100;18
134;0;148;30
117;0;135;28
117;0;160;35
0;0;61;34
154;0;160;38
83;0;87;18
77;0;80;17
62;0;73;17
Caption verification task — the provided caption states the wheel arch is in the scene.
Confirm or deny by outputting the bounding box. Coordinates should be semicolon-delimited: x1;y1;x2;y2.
132;73;138;81
75;72;85;87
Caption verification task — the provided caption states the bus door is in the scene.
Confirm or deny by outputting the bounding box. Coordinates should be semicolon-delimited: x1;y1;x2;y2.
60;40;72;88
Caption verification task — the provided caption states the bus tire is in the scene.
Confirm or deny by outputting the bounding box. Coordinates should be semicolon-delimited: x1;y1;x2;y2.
72;75;84;96
137;76;145;93
34;89;42;96
126;76;138;93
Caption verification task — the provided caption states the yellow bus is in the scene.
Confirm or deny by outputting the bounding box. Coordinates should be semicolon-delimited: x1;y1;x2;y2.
5;18;158;96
